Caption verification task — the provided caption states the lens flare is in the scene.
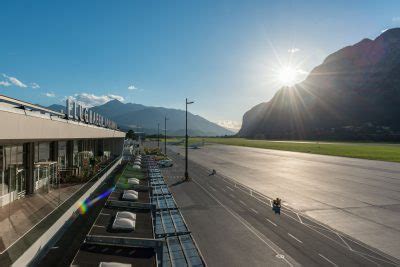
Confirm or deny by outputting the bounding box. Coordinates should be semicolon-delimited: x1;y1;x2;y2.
79;199;88;214
78;186;115;214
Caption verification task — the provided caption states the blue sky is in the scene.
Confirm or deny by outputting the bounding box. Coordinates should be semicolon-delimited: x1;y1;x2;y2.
1;0;400;131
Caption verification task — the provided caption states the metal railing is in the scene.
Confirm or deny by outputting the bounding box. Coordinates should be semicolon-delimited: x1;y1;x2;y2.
85;234;163;248
0;94;65;117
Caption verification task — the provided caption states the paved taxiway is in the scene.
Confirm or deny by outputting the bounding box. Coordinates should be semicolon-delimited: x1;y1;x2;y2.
167;144;400;262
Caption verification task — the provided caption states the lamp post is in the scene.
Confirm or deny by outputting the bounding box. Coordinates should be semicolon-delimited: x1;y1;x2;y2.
164;117;168;156
185;98;194;180
157;123;160;150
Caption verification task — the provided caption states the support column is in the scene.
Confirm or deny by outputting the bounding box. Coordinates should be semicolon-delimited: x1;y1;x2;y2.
23;143;35;195
66;140;74;168
113;139;121;157
93;140;98;157
50;141;58;162
97;139;104;157
111;139;115;157
111;138;123;157
118;139;124;156
78;140;84;153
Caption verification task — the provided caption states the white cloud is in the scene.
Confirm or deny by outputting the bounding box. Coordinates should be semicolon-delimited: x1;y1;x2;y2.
69;93;125;107
1;73;40;88
128;84;138;90
0;80;11;87
288;48;300;53
30;82;40;89
216;120;242;132
9;77;27;87
2;74;27;88
108;94;124;100
3;73;28;88
44;92;55;97
297;69;309;75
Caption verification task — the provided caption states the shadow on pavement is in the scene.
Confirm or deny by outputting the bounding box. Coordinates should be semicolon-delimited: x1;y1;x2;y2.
169;178;189;187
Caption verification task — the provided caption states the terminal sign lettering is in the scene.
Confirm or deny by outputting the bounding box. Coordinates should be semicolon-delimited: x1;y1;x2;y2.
66;99;117;130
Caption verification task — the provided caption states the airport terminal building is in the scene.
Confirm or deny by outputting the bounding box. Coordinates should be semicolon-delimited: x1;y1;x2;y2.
0;95;125;206
0;94;126;265
0;94;125;206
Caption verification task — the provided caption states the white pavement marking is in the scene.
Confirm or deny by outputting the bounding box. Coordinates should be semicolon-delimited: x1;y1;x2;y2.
253;195;270;206
336;233;352;251
100;212;111;216
349;250;396;265
296;213;303;224
234;184;270;206
226;186;234;191
281;211;298;221
302;222;386;266
191;178;295;267
266;218;277;227
303;223;329;232
93;225;106;228
172;152;397;266
288;233;303;244
239;200;247;206
250;208;259;214
318;253;338;267
209;186;217;192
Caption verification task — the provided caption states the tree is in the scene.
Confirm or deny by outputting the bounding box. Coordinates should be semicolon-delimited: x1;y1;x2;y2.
126;129;136;140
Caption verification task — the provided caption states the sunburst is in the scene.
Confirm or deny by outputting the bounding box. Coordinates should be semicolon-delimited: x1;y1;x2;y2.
277;66;298;86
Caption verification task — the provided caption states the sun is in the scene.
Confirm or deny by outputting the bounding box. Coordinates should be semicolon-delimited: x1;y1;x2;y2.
277;66;297;86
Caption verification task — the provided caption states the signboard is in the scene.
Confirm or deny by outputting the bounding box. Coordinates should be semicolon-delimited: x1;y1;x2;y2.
66;99;118;130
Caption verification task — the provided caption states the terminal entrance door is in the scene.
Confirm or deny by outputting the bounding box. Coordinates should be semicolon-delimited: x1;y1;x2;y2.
34;162;58;192
16;168;26;199
48;162;59;189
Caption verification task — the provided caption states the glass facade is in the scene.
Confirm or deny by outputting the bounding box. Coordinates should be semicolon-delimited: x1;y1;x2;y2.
33;142;58;192
0;146;3;197
35;142;50;162
58;141;67;169
34;162;58;191
0;145;25;204
0;138;119;206
73;141;79;167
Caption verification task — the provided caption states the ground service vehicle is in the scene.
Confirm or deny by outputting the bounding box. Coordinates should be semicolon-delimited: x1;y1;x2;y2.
159;159;173;167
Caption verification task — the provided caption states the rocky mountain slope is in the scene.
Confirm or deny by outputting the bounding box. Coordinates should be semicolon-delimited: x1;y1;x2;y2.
239;28;400;140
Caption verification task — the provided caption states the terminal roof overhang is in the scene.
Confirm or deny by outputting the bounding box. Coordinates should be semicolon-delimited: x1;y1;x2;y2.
0;96;125;143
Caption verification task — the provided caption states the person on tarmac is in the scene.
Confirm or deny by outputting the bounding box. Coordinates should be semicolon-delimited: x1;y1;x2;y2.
273;198;281;214
209;169;216;176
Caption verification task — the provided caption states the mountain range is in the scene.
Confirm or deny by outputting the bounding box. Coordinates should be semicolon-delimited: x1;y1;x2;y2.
239;28;400;141
48;101;233;136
